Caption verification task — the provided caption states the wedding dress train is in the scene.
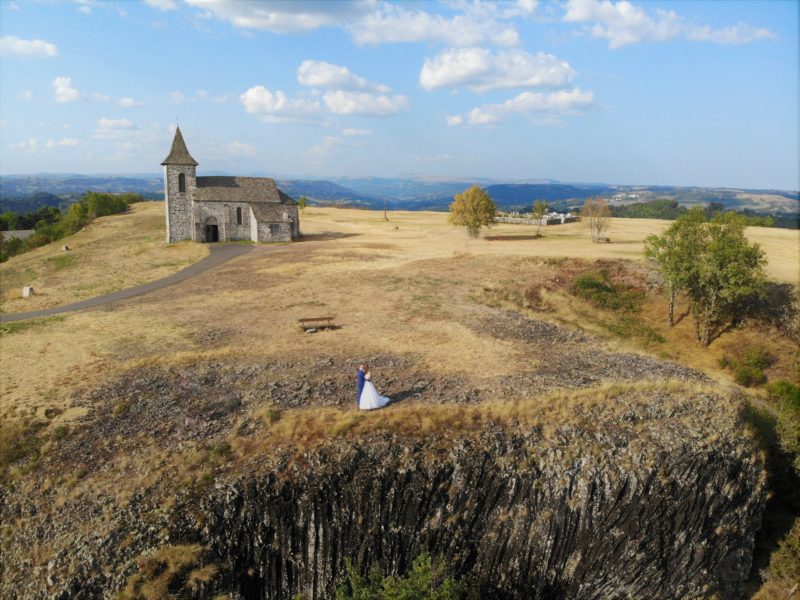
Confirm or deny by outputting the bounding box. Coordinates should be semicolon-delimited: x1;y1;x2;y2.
359;379;391;410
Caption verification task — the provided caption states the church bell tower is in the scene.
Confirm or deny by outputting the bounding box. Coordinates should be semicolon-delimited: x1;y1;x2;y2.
161;127;198;243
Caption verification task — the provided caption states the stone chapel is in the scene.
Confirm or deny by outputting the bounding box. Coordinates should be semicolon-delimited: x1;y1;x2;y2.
161;127;299;244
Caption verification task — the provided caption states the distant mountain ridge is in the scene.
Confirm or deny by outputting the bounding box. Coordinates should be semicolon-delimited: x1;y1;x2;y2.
1;173;797;217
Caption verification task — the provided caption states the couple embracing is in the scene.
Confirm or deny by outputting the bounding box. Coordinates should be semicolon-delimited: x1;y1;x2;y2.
356;363;391;410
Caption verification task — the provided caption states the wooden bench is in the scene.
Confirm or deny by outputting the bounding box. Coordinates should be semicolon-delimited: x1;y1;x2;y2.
298;316;337;332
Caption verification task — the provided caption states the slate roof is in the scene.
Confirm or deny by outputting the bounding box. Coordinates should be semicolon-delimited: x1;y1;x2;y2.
194;176;297;204
161;127;198;166
249;203;294;224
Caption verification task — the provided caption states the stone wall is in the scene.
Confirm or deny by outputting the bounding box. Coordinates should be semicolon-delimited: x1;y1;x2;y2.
195;202;253;242
164;165;196;243
256;221;292;242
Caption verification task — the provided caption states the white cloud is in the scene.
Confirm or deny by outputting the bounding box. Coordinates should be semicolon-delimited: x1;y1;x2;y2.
98;117;136;129
75;0;93;14
323;90;408;116
0;35;58;58
119;97;144;108
297;60;389;93
212;93;235;104
18;90;33;100
686;23;777;44
240;85;321;123
185;0;375;33
144;0;177;10
342;128;371;137
420;48;575;92
225;140;257;157
12;137;79;153
53;76;80;103
451;88;594;126
563;0;775;48
91;92;112;102
309;135;344;158
350;3;520;47
94;117;137;139
45;138;80;148
169;91;187;104
13;138;39;154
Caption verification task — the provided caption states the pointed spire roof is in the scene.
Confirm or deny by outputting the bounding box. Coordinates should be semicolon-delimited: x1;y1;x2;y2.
161;127;198;166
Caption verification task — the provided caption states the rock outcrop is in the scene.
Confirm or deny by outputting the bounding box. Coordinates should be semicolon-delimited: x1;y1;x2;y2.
190;391;764;599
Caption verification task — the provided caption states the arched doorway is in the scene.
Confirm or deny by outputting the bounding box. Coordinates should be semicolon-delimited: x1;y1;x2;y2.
204;216;219;242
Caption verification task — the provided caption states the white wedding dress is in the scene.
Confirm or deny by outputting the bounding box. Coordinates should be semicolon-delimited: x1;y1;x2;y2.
359;376;391;410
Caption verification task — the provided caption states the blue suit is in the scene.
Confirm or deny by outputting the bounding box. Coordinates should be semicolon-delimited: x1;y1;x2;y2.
356;369;366;405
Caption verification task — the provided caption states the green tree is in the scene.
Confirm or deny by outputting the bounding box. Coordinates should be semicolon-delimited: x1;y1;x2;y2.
581;197;611;242
645;209;768;345
689;212;767;345
531;200;548;237
644;207;706;326
298;196;309;212
449;185;496;238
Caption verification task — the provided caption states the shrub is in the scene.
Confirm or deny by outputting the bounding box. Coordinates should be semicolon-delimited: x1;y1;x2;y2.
336;553;476;600
742;346;774;370
766;380;800;474
735;365;766;387
572;272;643;312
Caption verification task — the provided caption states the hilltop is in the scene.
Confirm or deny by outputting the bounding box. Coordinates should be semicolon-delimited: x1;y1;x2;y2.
0;203;797;598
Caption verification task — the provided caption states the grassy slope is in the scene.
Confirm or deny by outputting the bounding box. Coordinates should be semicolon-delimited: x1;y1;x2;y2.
0;202;207;313
0;203;796;597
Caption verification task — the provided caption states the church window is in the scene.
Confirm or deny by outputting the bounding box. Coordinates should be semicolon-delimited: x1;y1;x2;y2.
178;173;186;192
236;207;242;225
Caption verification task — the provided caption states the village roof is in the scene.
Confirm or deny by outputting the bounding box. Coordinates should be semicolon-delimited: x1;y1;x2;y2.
161;127;198;166
194;176;297;204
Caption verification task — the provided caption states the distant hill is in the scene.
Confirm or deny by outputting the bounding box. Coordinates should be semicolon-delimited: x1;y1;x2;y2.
275;180;381;208
1;174;796;220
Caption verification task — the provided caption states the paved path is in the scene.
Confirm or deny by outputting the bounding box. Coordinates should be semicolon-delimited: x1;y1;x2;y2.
0;244;255;323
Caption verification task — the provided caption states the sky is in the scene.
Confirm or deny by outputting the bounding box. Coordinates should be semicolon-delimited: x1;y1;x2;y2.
0;0;797;189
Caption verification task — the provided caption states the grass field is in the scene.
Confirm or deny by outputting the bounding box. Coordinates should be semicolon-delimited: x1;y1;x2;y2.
0;202;796;418
0;202;208;313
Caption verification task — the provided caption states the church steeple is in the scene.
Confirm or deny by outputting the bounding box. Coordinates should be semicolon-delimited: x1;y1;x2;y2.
161;127;198;166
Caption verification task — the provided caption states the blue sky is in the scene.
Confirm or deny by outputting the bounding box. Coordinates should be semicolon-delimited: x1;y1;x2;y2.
0;0;797;189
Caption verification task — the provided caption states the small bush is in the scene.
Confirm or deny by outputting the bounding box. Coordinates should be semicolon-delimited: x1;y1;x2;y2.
121;544;220;600
604;317;666;345
572;272;643;312
735;365;766;387
210;441;232;458
336;553;476;600
742;346;774;370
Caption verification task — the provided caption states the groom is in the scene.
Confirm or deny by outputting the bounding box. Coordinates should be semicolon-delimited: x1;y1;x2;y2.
356;363;368;407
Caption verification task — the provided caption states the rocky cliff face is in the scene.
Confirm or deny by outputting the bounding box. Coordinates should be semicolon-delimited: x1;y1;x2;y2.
187;391;764;599
0;381;764;599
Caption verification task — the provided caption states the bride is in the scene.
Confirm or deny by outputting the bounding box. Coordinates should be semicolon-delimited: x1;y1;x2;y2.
359;371;391;410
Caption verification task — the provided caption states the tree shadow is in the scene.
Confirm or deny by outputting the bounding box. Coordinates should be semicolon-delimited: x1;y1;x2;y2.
297;232;361;242
484;234;542;241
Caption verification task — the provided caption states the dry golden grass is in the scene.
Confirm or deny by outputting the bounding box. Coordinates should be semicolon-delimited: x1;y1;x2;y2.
237;379;727;454
0;202;207;313
0;203;796;422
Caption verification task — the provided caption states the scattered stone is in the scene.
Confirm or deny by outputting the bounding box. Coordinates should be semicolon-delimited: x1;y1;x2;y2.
22;286;34;298
62;245;70;252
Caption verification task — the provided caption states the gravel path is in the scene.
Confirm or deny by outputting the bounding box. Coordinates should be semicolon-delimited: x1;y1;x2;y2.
0;243;256;323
